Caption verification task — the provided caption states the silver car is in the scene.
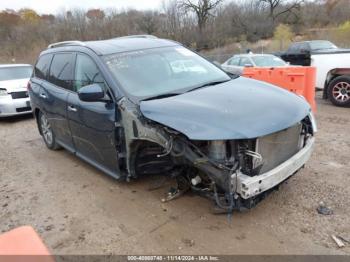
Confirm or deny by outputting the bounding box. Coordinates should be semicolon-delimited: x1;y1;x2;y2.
221;54;288;75
0;64;33;117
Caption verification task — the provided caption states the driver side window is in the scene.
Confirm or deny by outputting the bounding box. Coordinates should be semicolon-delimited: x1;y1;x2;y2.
74;54;106;92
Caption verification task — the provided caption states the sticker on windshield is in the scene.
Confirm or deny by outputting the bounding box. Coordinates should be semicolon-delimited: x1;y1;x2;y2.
175;48;195;57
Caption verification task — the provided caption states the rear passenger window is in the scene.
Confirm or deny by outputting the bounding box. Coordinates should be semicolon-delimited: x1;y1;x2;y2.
239;57;251;66
49;53;74;90
228;57;240;66
34;54;52;80
74;54;106;92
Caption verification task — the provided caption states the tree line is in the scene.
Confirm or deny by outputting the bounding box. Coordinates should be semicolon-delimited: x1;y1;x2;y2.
0;0;350;63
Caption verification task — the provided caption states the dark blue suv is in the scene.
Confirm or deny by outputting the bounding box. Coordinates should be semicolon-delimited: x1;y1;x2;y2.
29;35;316;212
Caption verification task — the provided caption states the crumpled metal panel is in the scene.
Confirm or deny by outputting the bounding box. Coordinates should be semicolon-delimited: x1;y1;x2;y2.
140;77;310;140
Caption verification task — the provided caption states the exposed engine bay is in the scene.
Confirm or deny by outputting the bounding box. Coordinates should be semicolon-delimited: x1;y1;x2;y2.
115;97;316;213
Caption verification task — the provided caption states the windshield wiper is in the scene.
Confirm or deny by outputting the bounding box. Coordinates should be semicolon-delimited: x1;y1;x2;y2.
141;79;231;101
141;92;181;101
184;79;231;93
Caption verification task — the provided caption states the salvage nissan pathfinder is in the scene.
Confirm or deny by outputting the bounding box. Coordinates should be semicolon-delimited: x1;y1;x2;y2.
29;35;317;212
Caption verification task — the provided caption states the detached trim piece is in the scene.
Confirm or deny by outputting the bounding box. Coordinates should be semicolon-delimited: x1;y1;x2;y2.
237;137;315;199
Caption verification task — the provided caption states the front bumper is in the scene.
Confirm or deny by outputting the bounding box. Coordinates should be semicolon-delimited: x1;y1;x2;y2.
0;95;32;117
237;137;315;199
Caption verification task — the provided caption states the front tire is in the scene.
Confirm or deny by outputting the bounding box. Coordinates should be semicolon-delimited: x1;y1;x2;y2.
38;111;60;150
327;76;350;107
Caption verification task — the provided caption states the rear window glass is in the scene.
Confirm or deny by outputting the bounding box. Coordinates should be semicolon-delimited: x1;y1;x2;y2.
0;66;33;81
49;53;74;90
34;54;53;80
309;41;337;51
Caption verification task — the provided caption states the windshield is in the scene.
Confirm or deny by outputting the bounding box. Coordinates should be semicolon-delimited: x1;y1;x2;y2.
309;41;337;50
0;66;33;81
251;56;287;67
104;46;230;99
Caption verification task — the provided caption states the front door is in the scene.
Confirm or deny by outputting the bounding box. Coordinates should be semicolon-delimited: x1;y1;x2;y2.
67;53;120;178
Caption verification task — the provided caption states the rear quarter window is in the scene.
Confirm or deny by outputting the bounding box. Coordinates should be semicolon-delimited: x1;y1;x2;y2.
34;54;53;80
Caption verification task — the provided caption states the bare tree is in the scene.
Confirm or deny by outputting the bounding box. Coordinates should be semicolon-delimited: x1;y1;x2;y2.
259;0;303;24
137;11;159;35
179;0;223;48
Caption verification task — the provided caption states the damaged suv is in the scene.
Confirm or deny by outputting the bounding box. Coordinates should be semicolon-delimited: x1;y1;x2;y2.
29;35;316;212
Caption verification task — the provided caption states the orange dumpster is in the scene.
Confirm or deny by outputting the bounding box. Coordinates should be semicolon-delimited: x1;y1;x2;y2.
242;66;316;112
0;226;53;262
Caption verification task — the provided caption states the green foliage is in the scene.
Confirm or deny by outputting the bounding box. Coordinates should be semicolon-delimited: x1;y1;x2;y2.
273;24;294;41
18;8;40;24
337;20;350;36
273;24;294;50
328;20;350;47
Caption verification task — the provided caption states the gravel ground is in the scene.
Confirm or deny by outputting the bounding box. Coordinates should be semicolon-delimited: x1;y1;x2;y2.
0;92;349;255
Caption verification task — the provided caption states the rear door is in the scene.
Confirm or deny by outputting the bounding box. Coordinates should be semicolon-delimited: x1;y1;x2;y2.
285;43;310;66
66;53;119;177
40;53;75;152
30;54;53;110
299;42;311;66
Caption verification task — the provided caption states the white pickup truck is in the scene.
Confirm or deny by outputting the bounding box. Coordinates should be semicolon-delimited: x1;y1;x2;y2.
279;40;350;107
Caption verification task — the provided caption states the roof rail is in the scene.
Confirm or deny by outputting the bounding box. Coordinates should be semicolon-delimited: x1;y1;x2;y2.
114;35;158;40
48;41;86;49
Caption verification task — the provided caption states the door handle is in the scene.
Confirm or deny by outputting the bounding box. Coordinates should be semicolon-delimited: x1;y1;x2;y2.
68;105;77;112
39;93;47;99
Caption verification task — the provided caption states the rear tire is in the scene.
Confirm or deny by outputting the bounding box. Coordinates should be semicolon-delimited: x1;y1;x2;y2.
38;111;60;150
327;76;350;107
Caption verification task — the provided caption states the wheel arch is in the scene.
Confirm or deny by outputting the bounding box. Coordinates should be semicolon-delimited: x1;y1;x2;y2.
324;68;350;99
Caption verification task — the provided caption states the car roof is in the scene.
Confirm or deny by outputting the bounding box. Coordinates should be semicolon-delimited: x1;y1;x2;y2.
293;40;332;44
0;64;32;68
234;54;276;58
44;36;180;56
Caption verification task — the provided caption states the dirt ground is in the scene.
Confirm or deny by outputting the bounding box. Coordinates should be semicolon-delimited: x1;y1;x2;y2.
0;92;349;255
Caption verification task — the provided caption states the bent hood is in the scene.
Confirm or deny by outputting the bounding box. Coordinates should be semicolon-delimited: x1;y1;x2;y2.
140;77;310;140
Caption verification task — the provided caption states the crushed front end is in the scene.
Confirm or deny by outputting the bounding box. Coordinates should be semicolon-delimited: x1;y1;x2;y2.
161;115;315;212
117;97;316;212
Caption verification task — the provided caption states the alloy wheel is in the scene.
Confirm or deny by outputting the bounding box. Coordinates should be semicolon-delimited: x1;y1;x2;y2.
332;82;350;103
40;114;53;145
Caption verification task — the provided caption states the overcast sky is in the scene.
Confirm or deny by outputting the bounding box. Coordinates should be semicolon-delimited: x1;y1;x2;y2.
0;0;164;14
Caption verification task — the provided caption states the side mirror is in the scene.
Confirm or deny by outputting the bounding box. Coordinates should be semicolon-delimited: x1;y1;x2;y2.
244;64;253;67
78;84;105;102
